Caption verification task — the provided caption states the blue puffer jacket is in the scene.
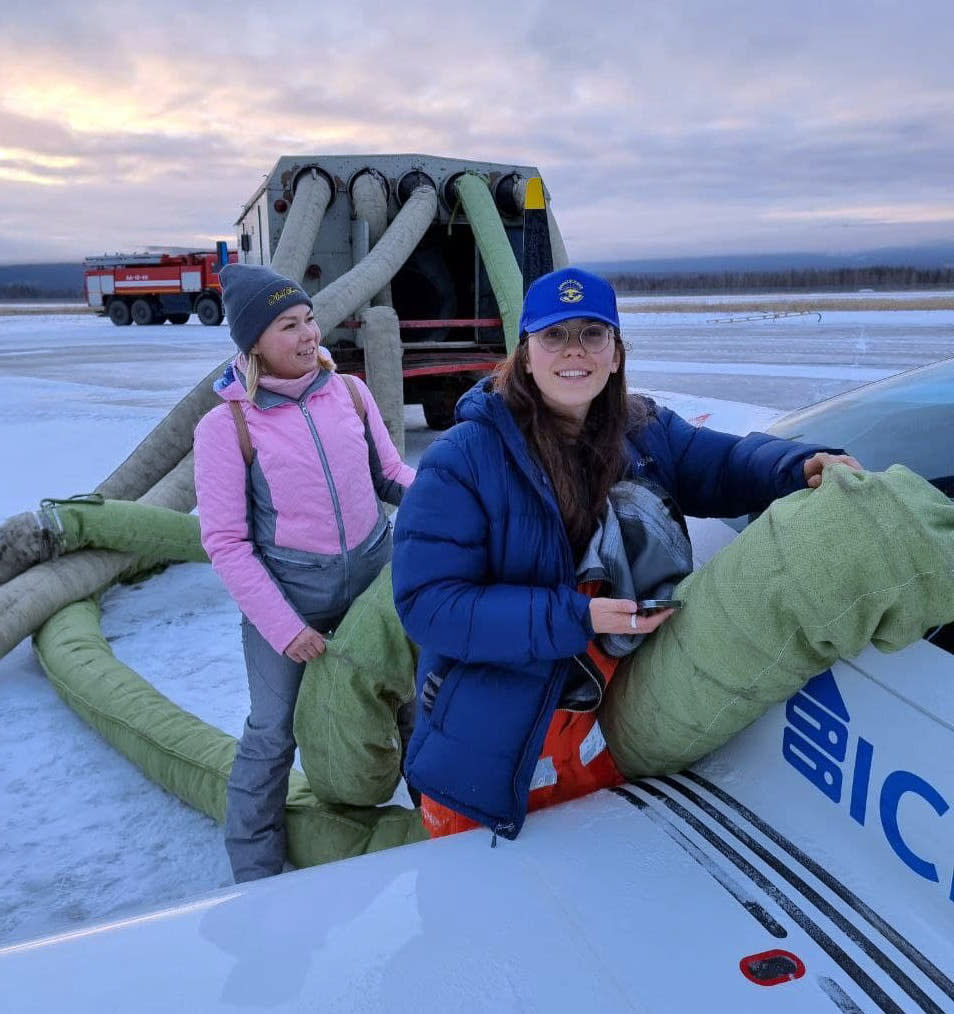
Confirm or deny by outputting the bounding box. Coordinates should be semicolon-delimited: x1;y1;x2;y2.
392;379;835;839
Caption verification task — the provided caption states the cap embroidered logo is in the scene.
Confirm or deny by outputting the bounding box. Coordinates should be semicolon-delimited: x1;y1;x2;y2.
266;286;300;306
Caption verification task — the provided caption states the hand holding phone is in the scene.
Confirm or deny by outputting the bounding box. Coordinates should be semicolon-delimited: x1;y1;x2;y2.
635;598;684;616
590;597;681;636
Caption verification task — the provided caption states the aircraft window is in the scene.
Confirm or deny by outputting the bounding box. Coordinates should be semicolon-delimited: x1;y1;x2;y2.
768;359;954;480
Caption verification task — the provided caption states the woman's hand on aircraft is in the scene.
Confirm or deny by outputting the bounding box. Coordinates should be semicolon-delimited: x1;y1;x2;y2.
285;626;327;662
589;597;675;636
803;452;863;489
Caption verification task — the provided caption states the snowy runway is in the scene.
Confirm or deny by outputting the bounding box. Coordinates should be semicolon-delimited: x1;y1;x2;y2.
1;305;951;948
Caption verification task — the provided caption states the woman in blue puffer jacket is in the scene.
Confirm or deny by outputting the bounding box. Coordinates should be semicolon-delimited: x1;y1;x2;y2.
392;266;857;842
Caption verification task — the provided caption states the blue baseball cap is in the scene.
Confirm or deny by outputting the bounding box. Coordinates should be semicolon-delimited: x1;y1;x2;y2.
519;266;620;335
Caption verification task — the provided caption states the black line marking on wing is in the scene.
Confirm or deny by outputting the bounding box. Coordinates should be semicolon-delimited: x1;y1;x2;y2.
614;784;905;1013
646;778;944;1014
606;785;787;937
682;770;954;1003
818;975;868;1012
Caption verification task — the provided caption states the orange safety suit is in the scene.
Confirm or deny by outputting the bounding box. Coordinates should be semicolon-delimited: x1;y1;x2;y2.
422;585;627;838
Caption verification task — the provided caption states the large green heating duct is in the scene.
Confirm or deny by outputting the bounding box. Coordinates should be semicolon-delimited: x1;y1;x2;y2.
33;598;426;868
453;173;524;353
10;493;428;870
271;169;333;286
350;169;392;307
360;305;406;455
601;465;954;775
310;185;437;333
0;461;198;660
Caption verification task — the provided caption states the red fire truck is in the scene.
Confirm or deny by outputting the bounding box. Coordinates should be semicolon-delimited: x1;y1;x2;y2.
84;246;237;326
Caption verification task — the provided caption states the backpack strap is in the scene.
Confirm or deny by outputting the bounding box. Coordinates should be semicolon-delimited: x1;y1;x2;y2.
340;372;405;507
228;401;254;467
341;373;366;422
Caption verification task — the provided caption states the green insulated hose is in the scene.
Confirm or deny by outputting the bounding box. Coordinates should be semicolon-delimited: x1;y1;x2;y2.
454;173;523;353
34;598;426;869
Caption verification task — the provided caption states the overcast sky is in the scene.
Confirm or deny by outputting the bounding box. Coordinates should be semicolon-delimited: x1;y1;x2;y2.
1;0;952;264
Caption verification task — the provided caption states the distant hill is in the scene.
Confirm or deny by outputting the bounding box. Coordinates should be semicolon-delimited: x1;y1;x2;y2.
0;262;84;299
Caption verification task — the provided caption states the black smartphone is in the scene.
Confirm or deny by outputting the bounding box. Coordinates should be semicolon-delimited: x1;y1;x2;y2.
635;598;684;616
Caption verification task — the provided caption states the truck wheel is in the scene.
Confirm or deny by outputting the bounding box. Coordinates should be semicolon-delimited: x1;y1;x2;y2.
108;300;131;326
131;299;156;326
167;312;190;325
195;296;223;326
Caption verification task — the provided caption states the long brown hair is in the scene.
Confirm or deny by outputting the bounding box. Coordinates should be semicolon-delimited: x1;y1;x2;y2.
494;332;653;559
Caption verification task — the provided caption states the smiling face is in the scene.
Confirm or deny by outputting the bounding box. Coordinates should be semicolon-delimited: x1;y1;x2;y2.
250;304;321;379
524;316;621;426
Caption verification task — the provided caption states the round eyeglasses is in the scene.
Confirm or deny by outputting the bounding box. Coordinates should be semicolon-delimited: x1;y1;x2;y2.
530;322;614;354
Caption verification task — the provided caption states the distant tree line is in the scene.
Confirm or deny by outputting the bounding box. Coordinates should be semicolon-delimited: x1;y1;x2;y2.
3;263;953;302
0;283;82;300
608;265;954;295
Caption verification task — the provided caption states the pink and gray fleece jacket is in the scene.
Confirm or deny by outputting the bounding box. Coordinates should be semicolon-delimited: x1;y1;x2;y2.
194;364;415;653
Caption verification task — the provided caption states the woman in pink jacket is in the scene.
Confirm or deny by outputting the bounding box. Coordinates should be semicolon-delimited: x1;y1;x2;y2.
193;263;414;882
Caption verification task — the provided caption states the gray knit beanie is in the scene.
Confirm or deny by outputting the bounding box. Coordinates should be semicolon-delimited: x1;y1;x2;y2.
219;263;312;354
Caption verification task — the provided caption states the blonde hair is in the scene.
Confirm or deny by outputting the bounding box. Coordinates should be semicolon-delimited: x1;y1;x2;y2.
244;347;336;401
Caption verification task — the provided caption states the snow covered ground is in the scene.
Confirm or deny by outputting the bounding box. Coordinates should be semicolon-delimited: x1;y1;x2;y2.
622;288;954;306
1;306;951;949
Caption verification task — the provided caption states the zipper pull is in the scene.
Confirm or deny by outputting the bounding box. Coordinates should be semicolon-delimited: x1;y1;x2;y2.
491;821;515;846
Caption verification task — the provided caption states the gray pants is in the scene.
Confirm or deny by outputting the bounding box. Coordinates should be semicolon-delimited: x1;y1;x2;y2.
225;612;417;881
225;618;307;882
225;521;395;882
